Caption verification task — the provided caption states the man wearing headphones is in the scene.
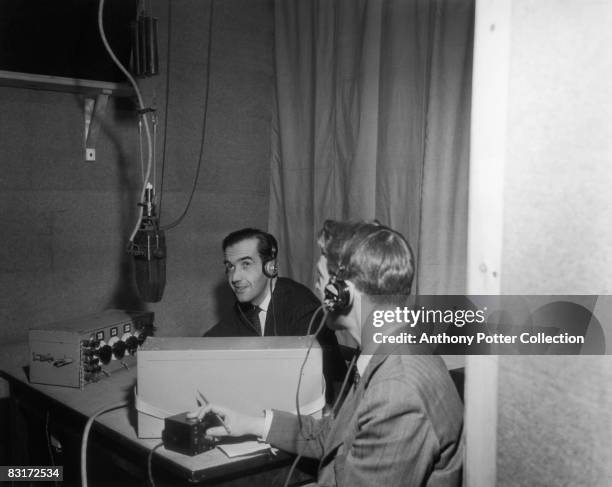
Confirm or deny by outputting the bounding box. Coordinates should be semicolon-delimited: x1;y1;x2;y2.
205;227;322;337
192;220;463;486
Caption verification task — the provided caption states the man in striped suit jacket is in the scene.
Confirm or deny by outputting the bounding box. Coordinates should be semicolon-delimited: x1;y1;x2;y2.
191;220;464;486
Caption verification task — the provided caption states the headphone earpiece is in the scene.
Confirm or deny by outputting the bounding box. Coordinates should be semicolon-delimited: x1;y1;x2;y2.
323;273;352;312
262;245;278;278
263;259;278;278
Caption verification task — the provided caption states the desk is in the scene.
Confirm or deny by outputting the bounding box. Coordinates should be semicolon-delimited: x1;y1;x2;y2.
0;344;313;486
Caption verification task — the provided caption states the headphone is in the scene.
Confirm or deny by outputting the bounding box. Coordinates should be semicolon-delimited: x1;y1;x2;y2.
261;235;278;279
324;266;352;312
323;227;389;312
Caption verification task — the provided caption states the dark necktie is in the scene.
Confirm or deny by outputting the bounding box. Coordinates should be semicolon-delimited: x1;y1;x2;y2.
351;363;361;390
246;305;262;336
332;361;361;416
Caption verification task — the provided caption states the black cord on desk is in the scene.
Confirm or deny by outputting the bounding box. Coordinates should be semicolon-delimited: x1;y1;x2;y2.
147;441;164;487
45;410;59;487
80;401;129;487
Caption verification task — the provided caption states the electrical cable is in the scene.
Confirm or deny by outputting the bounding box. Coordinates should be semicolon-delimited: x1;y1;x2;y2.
152;112;158;193
80;401;129;487
138;118;145;185
282;306;327;487
283;349;357;487
147;441;164;487
45;411;59;487
159;0;215;231
157;0;172;222
283;355;357;487
45;411;54;465
306;306;325;336
295;305;327;436
270;277;278;336
98;0;153;243
283;453;303;487
284;307;359;487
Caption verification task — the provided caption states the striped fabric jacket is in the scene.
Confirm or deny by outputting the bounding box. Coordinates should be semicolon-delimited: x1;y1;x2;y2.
267;347;464;487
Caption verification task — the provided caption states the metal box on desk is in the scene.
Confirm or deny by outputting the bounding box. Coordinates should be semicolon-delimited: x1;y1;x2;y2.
136;336;326;438
29;309;154;388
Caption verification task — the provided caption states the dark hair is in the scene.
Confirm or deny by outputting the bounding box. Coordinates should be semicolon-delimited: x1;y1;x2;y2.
222;228;278;261
318;219;415;298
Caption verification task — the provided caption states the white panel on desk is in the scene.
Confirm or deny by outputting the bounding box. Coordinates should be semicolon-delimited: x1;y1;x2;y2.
136;336;325;438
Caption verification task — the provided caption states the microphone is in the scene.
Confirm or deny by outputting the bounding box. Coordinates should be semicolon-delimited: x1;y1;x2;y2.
127;183;166;302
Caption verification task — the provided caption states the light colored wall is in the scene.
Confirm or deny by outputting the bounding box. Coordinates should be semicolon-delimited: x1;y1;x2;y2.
0;0;274;346
467;1;612;486
497;355;612;486
501;0;612;294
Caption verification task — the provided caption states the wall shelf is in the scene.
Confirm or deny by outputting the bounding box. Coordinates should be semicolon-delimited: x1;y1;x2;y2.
0;70;135;161
0;70;134;97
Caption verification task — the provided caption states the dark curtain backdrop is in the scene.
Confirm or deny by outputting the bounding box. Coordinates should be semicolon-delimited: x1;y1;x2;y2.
269;0;473;294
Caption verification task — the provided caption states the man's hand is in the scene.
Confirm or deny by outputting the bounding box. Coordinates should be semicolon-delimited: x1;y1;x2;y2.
187;404;265;438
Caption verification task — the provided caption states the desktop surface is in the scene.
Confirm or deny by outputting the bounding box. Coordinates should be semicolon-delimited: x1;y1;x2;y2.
0;342;310;486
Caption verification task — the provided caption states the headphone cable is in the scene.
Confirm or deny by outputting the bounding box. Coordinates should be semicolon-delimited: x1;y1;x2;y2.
269;277;278;336
81;401;129;487
282;352;357;487
283;305;326;487
296;305;327;436
147;441;164;487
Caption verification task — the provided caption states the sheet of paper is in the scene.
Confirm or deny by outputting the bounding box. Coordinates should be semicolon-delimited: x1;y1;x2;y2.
217;440;277;458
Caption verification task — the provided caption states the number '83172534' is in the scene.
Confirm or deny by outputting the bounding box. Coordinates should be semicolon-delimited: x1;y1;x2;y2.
1;466;63;481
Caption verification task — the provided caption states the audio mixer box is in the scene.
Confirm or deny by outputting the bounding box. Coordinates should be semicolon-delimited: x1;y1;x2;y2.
29;309;154;388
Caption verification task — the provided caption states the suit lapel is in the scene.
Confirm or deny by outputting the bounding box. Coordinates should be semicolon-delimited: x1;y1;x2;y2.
319;353;388;466
236;302;260;336
264;278;282;336
317;332;434;473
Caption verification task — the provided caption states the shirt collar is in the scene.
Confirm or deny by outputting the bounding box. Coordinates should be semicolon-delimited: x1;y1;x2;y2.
356;353;373;377
256;278;276;312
